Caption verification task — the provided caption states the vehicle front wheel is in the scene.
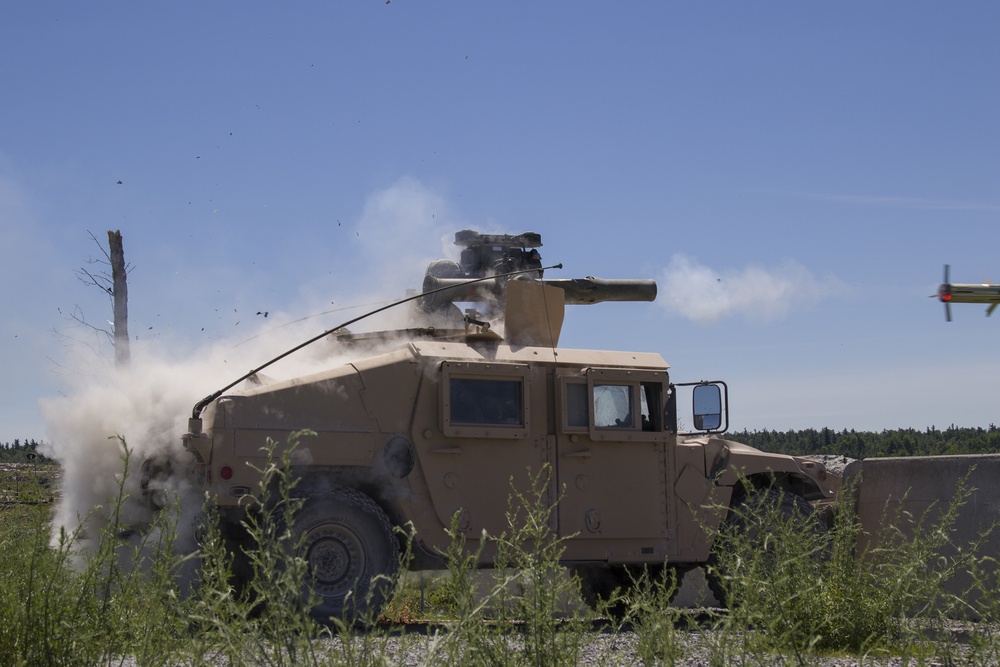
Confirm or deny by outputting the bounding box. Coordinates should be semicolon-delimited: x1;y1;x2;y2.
706;487;825;608
288;487;399;624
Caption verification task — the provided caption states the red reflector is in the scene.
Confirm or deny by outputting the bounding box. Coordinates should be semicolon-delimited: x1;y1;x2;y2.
220;466;234;481
941;294;952;302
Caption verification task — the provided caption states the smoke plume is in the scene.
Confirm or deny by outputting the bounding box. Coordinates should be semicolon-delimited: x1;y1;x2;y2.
659;253;843;324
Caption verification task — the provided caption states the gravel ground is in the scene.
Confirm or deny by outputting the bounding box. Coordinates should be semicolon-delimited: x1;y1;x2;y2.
301;625;987;667
111;619;993;666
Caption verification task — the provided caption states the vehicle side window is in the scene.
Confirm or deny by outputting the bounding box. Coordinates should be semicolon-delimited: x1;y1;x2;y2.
640;382;662;432
594;384;634;428
566;382;589;428
576;368;666;440
449;378;523;426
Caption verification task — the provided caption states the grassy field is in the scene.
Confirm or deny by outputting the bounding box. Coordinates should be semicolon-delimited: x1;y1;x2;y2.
1;454;999;666
0;463;59;504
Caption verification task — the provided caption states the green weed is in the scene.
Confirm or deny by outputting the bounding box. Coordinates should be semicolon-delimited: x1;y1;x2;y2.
421;465;600;667
2;435;999;666
697;475;999;664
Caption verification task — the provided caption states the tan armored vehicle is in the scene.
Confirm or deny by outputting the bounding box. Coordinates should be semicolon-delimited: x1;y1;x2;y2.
175;230;835;621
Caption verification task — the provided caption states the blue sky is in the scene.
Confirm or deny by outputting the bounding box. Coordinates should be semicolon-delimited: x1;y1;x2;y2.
3;2;999;443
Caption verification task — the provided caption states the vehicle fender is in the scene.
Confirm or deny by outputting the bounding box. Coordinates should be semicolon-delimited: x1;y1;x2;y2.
708;438;834;500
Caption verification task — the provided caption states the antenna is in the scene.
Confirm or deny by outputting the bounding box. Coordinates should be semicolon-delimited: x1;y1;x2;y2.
191;262;563;419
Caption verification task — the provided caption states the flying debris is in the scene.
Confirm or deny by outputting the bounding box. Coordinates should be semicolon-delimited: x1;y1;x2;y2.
936;265;1000;321
143;228;835;624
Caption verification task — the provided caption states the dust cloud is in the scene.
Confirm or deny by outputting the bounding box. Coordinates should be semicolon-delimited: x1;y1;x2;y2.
38;177;461;555
658;253;844;324
39;326;357;549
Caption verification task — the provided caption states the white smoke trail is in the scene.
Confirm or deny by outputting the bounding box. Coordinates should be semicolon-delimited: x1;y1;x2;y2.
658;253;844;324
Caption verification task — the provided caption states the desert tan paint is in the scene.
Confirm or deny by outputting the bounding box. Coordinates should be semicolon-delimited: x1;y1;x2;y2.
182;282;835;569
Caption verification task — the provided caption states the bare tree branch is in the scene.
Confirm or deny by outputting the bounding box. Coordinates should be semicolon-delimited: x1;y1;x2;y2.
64;305;114;343
56;231;133;367
75;266;113;296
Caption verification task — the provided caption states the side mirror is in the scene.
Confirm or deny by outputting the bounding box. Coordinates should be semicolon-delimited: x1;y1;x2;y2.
692;384;722;431
669;380;729;434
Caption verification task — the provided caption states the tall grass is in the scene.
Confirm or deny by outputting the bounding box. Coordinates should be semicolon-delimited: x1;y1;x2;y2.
1;436;998;666
421;465;598;667
185;431;408;667
0;463;58;504
0;441;190;666
697;476;1000;664
618;564;687;666
184;436;323;667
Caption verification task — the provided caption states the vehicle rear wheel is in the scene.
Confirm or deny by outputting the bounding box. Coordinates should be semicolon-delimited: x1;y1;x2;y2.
706;487;824;608
288;487;399;624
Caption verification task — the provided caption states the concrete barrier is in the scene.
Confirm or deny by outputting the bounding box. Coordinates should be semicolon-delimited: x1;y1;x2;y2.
852;454;1000;549
675;455;1000;611
850;454;1000;615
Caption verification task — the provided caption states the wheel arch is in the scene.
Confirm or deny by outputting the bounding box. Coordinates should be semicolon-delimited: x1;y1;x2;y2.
735;470;825;503
285;465;408;533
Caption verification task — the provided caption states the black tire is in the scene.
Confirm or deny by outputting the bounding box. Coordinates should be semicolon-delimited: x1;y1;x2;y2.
573;563;679;618
573;564;622;611
706;488;823;608
288;487;399;624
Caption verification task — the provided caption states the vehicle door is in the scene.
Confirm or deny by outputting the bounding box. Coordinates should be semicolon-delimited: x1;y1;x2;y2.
554;368;672;558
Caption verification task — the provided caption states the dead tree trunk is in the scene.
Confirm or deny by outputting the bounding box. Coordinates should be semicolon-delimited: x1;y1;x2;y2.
108;230;130;368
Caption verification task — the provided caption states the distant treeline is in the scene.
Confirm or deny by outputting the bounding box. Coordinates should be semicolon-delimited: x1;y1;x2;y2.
732;425;1000;459
0;439;50;463
4;427;1000;465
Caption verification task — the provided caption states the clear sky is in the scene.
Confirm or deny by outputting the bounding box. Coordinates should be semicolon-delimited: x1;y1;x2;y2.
3;2;999;444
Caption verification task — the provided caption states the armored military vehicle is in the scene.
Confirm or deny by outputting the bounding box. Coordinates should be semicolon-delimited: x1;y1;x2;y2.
172;230;835;621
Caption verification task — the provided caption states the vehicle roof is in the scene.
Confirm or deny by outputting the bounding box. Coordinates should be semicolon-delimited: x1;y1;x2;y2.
408;339;670;370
